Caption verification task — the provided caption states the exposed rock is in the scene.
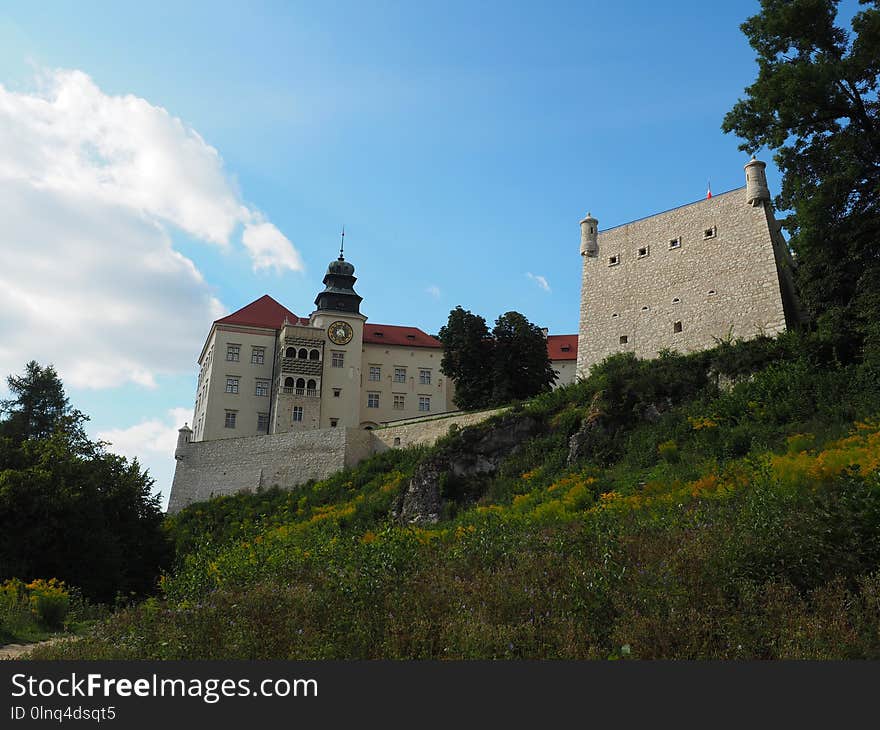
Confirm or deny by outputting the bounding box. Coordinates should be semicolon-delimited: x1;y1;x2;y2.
393;413;542;526
567;392;604;466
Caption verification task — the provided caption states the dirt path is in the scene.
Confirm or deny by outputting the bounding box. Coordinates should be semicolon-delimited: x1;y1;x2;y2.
0;637;65;660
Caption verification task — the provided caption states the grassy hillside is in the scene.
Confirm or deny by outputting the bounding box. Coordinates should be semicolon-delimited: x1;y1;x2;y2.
33;331;880;659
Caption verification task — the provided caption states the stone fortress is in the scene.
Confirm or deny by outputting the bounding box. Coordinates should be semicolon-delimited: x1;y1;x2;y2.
576;158;803;376
168;157;799;512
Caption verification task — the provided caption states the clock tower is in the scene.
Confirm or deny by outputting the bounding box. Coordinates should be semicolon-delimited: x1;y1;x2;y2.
309;238;367;429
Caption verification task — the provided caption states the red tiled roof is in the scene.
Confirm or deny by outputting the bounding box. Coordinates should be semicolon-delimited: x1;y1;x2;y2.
547;334;578;360
214;295;306;329
363;323;442;348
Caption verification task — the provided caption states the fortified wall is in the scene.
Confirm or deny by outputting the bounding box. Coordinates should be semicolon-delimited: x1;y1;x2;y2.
168;409;503;513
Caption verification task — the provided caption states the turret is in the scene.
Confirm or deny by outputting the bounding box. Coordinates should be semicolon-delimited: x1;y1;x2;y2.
580;212;598;256
175;424;192;460
745;156;771;206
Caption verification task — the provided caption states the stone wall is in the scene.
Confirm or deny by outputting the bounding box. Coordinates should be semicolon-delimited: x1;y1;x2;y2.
372;408;507;451
577;189;791;376
168;409;501;512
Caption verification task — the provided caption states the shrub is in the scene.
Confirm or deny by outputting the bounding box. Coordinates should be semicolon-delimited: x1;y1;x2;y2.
26;579;70;629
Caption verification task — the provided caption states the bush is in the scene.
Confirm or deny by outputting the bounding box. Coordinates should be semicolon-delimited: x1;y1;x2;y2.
26;579;70;629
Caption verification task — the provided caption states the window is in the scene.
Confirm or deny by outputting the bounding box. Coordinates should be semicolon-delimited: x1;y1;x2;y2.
707;289;717;296
285;347;295;358
703;226;717;239
224;410;237;429
419;369;431;385
611;313;619;319
672;297;681;304
332;352;344;368
367;392;380;408
251;347;265;365
393;394;405;410
393;437;401;446
641;305;649;311
292;406;303;423
619;335;628;345
225;377;239;394
394;367;406;383
608;255;620;266
368;366;381;381
669;237;681;249
333;388;341;398
419;396;430;412
309;349;320;361
673;321;683;333
330;418;338;428
255;380;269;397
561;346;571;352
257;413;269;432
226;344;240;362
298;348;308;359
307;380;317;396
637;246;649;258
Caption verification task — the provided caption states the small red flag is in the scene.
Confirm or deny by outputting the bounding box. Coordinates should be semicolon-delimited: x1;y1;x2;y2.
707;181;712;199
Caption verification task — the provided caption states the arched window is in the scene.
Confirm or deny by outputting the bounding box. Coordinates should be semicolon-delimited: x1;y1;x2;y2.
284;377;294;387
309;349;320;361
307;379;316;390
298;348;308;359
296;378;306;389
285;347;295;357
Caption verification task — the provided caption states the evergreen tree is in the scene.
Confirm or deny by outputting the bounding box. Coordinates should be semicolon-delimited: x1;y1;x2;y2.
438;306;493;410
722;0;880;362
0;362;171;602
491;311;557;403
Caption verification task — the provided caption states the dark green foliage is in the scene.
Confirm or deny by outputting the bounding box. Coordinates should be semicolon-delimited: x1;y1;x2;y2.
439;306;557;409
438;306;493;410
0;362;171;603
491;311;557;402
722;0;880;359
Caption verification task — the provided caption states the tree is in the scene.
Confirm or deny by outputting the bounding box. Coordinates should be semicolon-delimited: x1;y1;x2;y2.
491;311;557;403
439;307;556;409
721;0;880;362
0;361;84;446
0;362;171;602
438;306;493;410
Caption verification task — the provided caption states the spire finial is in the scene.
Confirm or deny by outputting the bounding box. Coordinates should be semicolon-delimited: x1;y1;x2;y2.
339;225;345;260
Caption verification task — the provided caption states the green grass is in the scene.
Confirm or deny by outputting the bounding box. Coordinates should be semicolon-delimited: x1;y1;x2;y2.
30;331;880;660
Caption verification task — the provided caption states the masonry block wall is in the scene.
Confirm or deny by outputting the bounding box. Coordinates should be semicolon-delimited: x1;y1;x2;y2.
576;188;791;377
168;409;501;513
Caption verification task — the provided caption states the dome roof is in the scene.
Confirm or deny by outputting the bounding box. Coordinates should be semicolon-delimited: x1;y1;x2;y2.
327;256;354;276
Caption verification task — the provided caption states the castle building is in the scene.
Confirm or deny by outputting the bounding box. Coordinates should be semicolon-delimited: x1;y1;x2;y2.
576;158;803;376
189;251;461;442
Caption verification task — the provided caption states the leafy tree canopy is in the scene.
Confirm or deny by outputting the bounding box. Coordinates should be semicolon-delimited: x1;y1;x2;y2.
722;0;880;361
439;307;556;409
0;362;171;602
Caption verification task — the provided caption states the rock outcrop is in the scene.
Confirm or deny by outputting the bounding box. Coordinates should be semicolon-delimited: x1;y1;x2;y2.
393;413;542;525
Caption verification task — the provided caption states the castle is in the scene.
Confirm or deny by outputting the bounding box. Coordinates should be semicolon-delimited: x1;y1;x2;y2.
168;157;799;512
576;158;802;376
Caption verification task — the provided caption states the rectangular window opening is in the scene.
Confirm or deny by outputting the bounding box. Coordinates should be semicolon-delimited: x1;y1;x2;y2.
673;321;683;333
292;406;304;423
619;335;628;345
608;255;620;266
669;237;681;249
637;246;649;258
703;226;717;239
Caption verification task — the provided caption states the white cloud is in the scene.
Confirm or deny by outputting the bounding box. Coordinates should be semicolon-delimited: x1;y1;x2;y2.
243;220;305;273
526;272;551;292
426;284;441;299
97;407;192;462
0;68;300;388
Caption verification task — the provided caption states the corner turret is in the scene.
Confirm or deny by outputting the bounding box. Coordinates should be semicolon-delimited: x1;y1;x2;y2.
745;156;771;206
175;424;192;460
580;212;598;256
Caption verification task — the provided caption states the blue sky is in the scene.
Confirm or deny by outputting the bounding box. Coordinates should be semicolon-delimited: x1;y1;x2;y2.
0;0;830;505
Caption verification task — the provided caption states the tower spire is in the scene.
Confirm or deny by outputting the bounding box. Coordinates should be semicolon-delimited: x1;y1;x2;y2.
339;225;345;260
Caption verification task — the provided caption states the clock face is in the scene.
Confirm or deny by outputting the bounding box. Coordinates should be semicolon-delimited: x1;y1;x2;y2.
328;320;353;345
